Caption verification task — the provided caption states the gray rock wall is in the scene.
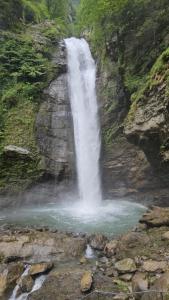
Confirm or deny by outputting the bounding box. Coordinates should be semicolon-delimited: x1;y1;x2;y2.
36;45;75;183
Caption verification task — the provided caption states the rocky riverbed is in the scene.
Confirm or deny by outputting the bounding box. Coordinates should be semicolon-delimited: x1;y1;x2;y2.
1;207;169;299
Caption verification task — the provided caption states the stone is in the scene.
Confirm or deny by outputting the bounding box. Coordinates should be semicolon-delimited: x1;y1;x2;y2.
106;267;117;277
140;207;169;227
80;270;93;293
115;258;136;274
120;273;133;282
28;267;84;300
141;272;169;300
4;145;31;160
18;275;34;293
162;231;169;240
0;263;24;296
104;240;118;257
29;262;53;276
119;232;150;250
132;272;148;299
89;234;108;250
142;260;167;273
80;257;87;264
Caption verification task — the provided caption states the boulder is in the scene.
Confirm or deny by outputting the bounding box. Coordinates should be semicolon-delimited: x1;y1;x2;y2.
104;240;118;257
80;271;93;293
162;231;169;240
0;263;24;296
119;232;150;250
132;272;148;299
141;271;169;300
4;145;31;160
140;207;169;227
89;234;108;250
120;273;133;282
29;262;53;276
115;258;136;274
142;260;167;273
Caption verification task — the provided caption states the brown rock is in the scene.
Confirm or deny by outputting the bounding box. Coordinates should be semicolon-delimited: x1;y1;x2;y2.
142;260;167;273
29;262;53;276
104;240;118;257
162;231;169;240
132;272;148;299
80;271;93;293
120;273;133;282
0;263;24;296
141;271;169;300
115;258;136;274
140;207;169;227
119;232;150;250
89;234;108;250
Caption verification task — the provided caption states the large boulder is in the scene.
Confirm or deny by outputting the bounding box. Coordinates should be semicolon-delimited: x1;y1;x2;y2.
140;207;169;227
115;258;136;274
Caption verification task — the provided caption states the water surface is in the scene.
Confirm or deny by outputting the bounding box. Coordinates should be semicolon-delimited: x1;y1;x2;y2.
0;200;146;237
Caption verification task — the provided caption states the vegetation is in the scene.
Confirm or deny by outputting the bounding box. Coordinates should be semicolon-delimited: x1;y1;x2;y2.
0;0;71;193
77;0;169;93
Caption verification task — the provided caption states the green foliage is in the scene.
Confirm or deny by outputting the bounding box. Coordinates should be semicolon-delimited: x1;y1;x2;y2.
22;0;50;23
0;0;71;29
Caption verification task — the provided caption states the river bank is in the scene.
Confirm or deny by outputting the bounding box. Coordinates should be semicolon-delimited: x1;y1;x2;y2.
0;206;169;299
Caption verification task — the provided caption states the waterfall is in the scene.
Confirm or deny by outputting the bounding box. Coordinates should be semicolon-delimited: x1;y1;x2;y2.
65;37;102;208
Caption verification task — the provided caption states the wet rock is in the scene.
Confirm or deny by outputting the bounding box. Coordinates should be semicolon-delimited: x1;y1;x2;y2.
18;275;34;293
115;258;136;274
142;260;167;273
104;240;118;257
80;270;93;293
29;262;53;276
0;263;24;296
140;207;169;227
89;234;108;250
132;272;148;299
36;65;74;180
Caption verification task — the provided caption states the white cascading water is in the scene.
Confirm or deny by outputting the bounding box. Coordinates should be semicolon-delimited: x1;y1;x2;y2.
65;37;102;208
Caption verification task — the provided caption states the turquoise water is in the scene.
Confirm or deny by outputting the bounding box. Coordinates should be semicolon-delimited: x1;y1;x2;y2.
0;200;146;237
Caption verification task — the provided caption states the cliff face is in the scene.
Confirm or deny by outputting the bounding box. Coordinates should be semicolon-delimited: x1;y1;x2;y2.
98;57;159;198
36;45;75;182
125;48;169;188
